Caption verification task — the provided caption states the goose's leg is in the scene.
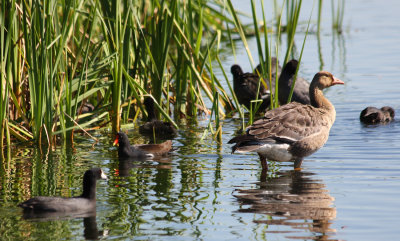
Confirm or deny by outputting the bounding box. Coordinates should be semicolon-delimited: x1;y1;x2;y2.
258;153;268;171
294;159;303;169
260;169;267;182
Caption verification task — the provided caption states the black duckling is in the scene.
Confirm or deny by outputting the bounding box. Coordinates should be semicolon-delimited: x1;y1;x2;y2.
360;106;395;124
231;64;270;111
278;59;311;105
139;97;177;139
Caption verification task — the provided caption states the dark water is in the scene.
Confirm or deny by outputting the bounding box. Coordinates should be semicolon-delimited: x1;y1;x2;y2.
1;0;400;240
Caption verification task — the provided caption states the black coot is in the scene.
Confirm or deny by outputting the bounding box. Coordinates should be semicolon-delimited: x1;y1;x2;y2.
18;168;107;214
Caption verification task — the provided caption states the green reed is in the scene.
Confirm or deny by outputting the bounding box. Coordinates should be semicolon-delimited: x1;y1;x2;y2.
331;0;345;34
226;0;304;125
317;0;323;34
0;0;234;146
283;0;302;64
226;0;321;126
286;5;313;104
0;0;340;147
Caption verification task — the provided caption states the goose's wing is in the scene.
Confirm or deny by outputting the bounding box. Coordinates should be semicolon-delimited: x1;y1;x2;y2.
248;103;330;143
229;103;331;152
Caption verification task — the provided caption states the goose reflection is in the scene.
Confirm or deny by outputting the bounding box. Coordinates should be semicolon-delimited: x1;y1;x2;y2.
234;170;336;240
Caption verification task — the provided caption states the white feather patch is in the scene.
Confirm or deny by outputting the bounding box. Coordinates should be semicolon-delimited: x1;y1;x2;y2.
256;143;293;162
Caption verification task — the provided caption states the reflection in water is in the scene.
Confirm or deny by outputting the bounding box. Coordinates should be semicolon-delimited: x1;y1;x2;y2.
331;33;347;75
83;216;107;240
234;170;336;240
21;211;105;240
116;156;172;177
21;209;96;220
317;32;325;71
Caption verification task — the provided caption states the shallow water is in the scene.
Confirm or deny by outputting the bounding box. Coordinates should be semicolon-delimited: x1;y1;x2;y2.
1;0;400;240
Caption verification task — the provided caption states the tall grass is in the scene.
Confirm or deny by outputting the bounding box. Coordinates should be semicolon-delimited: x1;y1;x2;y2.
331;0;345;34
226;0;310;124
0;0;338;147
1;0;234;146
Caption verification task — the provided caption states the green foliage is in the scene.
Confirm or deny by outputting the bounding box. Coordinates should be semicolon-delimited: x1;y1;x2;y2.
0;0;334;146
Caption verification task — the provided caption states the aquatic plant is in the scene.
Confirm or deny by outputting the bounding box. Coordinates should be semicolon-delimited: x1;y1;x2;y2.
0;0;234;146
225;0;314;125
331;0;345;34
0;0;339;147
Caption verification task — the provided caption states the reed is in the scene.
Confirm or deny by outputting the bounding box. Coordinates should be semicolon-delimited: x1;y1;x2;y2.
0;0;234;146
0;0;341;147
317;0;323;34
283;0;302;64
331;0;345;34
286;5;313;103
226;0;305;124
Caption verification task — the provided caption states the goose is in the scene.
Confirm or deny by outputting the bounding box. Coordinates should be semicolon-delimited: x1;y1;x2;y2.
228;71;344;170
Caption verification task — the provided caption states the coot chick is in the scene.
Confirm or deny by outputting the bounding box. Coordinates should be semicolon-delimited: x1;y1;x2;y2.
139;97;177;139
134;140;173;156
278;59;311;105
229;71;344;170
231;64;270;111
114;132;172;158
360;106;395;124
114;132;154;158
18;168;107;213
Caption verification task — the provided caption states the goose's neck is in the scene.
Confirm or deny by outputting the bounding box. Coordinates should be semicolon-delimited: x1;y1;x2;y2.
310;87;336;122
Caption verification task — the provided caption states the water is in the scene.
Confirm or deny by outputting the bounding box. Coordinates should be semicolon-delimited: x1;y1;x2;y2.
2;0;400;240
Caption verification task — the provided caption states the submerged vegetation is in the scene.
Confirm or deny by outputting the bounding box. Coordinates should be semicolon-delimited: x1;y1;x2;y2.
0;0;344;149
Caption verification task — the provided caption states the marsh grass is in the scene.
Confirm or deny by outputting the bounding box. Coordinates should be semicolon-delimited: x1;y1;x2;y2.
1;0;333;147
226;0;313;126
1;0;235;147
331;0;345;34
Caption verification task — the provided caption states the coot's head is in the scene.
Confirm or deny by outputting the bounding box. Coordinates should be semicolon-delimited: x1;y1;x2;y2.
143;97;155;109
282;59;298;76
85;168;107;181
230;64;243;77
143;97;157;121
113;132;130;147
81;168;107;199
